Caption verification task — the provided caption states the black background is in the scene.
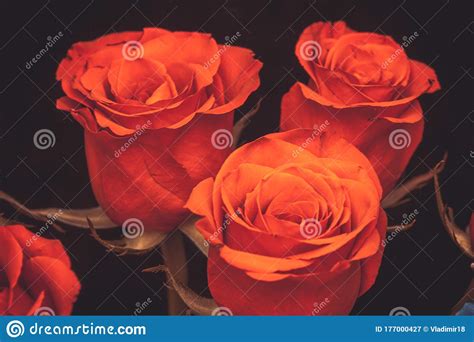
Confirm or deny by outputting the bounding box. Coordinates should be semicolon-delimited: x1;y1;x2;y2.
0;0;472;315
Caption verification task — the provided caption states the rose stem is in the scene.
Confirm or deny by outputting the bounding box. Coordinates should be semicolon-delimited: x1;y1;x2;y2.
160;230;189;315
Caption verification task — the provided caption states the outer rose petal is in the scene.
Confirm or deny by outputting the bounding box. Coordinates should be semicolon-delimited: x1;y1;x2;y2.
185;177;215;223
22;256;80;316
6;288;46;316
25;291;46;316
57;97;99;133
405;60;441;96
205;46;263;114
281;83;423;194
0;228;23;289
0;287;44;316
208;246;361;315
8;225;71;268
85;113;233;232
357;209;387;295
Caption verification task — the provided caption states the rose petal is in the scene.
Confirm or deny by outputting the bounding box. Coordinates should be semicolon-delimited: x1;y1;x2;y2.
218;245;312;274
143;31;221;76
8;226;71;268
205;46;262;115
208;246;360;315
22;256;80;316
0;227;23;289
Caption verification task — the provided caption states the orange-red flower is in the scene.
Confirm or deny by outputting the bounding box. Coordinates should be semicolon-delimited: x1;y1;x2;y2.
56;28;262;232
0;225;80;315
281;21;440;194
186;129;386;315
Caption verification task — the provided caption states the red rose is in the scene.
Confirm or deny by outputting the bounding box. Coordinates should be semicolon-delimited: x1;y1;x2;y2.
0;225;80;315
56;28;262;232
281;21;440;193
186;129;386;315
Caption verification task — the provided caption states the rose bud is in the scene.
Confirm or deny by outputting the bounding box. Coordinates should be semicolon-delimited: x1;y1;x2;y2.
186;129;386;315
281;21;440;194
56;28;262;232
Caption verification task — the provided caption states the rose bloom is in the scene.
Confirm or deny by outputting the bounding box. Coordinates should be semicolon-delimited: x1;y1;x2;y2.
0;225;80;315
281;21;440;194
186;129;386;315
57;28;262;232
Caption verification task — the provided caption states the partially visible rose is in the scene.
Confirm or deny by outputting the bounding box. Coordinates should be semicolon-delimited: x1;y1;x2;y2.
56;28;262;232
470;213;474;253
0;225;80;315
281;21;440;194
186;129;386;315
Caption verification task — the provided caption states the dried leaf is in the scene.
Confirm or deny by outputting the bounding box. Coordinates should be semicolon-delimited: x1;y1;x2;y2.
381;153;447;209
0;191;65;232
434;165;474;259
144;265;218;315
88;218;166;255
0;191;116;230
232;98;262;148
386;219;416;233
178;216;208;257
35;207;116;229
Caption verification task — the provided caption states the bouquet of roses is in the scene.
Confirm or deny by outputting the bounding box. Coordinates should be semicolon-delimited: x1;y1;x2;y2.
2;21;470;316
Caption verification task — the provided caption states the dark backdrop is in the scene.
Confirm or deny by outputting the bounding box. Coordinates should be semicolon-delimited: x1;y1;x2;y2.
0;0;472;315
